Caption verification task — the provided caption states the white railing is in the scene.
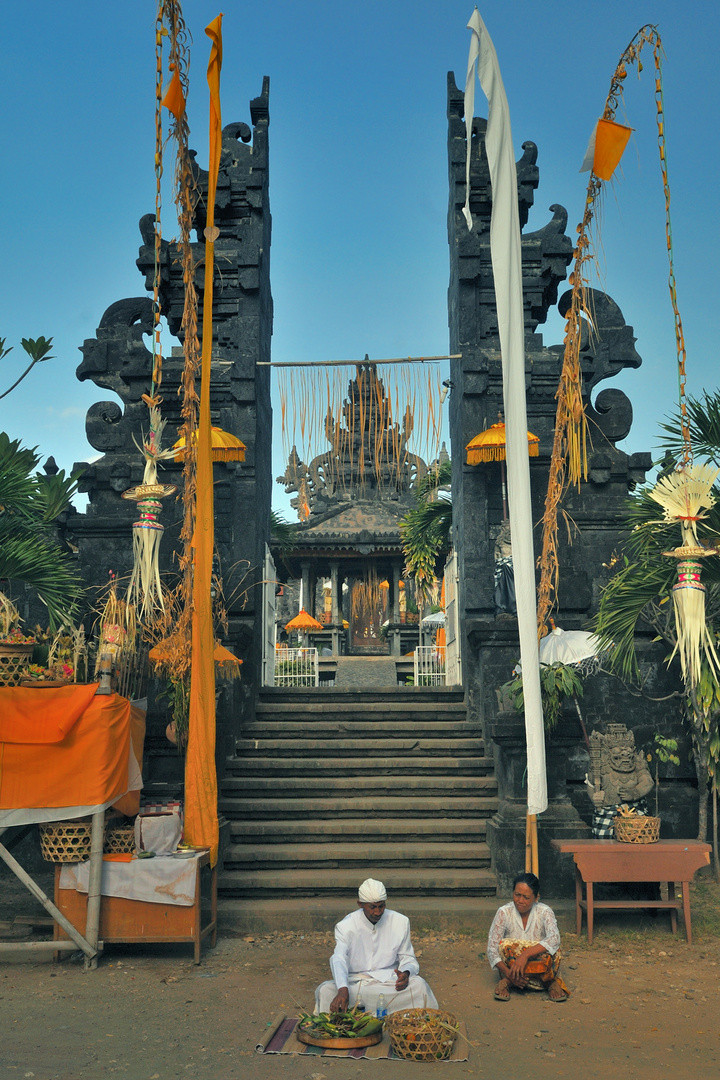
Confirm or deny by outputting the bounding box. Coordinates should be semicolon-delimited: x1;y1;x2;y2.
273;647;319;687
413;645;446;686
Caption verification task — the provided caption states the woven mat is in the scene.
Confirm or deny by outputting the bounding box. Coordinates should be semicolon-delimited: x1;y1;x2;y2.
256;1015;469;1061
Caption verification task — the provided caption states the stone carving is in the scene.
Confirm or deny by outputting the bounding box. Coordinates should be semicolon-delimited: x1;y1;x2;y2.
587;723;654;809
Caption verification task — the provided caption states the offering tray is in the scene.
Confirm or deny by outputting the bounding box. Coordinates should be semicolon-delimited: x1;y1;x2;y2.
296;1027;383;1049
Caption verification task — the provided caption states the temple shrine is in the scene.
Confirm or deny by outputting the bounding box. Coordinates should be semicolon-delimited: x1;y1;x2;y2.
276;362;447;656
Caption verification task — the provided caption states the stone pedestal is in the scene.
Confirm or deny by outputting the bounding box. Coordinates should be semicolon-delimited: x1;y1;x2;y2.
484;716;590;896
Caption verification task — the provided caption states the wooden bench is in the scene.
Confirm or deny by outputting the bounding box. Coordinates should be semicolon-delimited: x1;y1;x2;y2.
551;838;710;944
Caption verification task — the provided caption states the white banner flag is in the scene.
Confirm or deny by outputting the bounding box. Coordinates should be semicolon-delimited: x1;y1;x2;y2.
464;8;547;815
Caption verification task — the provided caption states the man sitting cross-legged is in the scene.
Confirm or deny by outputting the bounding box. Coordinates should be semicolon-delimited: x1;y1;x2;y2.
315;877;438;1015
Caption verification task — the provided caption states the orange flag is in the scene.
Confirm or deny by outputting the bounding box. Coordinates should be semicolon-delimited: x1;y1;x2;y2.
184;13;224;866
580;118;633;182
162;65;186;121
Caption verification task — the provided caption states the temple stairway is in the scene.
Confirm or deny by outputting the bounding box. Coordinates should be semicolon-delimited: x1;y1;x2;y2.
217;686;498;926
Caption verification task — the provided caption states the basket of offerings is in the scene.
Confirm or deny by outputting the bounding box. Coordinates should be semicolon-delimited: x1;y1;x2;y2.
614;806;660;844
384;1008;458;1061
296;1008;384;1048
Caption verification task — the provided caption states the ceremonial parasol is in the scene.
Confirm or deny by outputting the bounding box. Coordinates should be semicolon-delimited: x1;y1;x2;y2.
173;426;246;462
466;420;539;519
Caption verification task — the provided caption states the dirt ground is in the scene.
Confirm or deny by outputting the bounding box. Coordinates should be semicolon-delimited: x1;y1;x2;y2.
2;879;720;1080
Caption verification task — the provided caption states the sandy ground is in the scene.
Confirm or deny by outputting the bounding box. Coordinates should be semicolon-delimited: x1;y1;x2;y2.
2;879;720;1080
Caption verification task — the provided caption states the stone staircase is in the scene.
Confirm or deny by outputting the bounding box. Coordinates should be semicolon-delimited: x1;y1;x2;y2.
218;686;498;900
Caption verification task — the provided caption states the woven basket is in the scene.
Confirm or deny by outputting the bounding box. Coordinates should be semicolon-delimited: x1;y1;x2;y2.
385;1009;458;1062
615;814;661;844
0;643;35;686
39;821;93;863
104;823;136;854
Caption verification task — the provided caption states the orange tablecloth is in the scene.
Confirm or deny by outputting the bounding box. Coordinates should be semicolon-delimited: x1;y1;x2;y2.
0;686;145;819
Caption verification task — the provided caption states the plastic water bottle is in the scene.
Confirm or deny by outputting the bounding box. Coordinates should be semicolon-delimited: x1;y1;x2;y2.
376;993;387;1019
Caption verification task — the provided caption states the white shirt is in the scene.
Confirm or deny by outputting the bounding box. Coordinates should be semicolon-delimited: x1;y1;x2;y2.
329;908;421;988
486;901;561;970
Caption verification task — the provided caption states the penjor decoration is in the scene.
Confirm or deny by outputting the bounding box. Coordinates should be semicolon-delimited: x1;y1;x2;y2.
648;464;720;688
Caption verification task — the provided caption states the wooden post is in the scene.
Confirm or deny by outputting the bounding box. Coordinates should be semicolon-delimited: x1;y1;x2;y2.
525;813;539;876
83;808;105;970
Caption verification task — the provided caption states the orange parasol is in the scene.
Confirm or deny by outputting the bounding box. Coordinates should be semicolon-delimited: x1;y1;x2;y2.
173;426;246;463
285;609;323;632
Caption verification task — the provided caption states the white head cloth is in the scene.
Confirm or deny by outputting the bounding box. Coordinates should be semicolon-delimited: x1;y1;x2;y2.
358;878;387;903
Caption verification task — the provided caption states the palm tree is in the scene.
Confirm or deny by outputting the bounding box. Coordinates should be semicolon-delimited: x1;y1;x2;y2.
399;459;452;600
0;433;84;630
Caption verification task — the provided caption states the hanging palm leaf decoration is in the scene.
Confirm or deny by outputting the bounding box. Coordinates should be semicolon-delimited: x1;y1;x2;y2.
648;464;720;687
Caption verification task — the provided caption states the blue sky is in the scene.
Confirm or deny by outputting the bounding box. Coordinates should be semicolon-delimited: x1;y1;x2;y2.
1;1;717;517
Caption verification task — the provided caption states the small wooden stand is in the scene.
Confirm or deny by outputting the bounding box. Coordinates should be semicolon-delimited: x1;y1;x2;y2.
53;853;217;964
551;838;710;944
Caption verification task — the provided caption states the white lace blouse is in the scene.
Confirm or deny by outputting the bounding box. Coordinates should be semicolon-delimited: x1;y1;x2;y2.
486;901;561;970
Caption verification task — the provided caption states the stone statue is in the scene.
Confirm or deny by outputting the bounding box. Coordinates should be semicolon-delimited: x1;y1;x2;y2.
586;723;654;838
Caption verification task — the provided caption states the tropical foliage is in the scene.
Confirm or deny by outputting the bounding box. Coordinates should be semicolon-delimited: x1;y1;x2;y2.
593;391;720;847
501;661;585;733
400;460;452;600
0;336;55;401
0;433;84;630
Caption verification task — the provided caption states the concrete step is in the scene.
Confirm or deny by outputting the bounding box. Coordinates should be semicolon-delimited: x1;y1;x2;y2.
228;818;488;843
221;774;497;796
226;756;493;777
217;896;577;934
218;867;498;897
234;734;487;751
236;730;483;747
223;842;491;870
259;688;466;706
219;795;499;820
255;702;469;720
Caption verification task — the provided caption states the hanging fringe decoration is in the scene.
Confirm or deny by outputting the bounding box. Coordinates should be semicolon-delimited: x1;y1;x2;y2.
648;464;720;687
536;24;665;632
277;362;443;506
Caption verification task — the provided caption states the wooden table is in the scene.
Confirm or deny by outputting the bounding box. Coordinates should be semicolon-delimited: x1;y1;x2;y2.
54;853;217;964
551;839;710;944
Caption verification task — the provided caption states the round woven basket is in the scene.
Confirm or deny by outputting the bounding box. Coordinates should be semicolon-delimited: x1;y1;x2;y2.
39;821;93;863
0;643;35;686
385;1009;458;1062
104;823;136;854
615;814;660;844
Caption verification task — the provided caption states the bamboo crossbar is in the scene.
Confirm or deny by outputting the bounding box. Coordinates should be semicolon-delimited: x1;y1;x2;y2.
258;354;461;367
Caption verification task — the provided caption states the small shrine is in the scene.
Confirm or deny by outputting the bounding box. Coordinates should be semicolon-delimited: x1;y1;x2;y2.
276;363;446;656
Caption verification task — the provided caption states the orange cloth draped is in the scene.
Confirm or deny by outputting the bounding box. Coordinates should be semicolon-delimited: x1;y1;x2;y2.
0;683;99;743
185;14;224;866
0;691;141;812
112;703;147;816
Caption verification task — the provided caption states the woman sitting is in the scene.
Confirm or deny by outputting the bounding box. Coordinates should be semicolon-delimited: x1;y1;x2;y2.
487;872;569;1002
